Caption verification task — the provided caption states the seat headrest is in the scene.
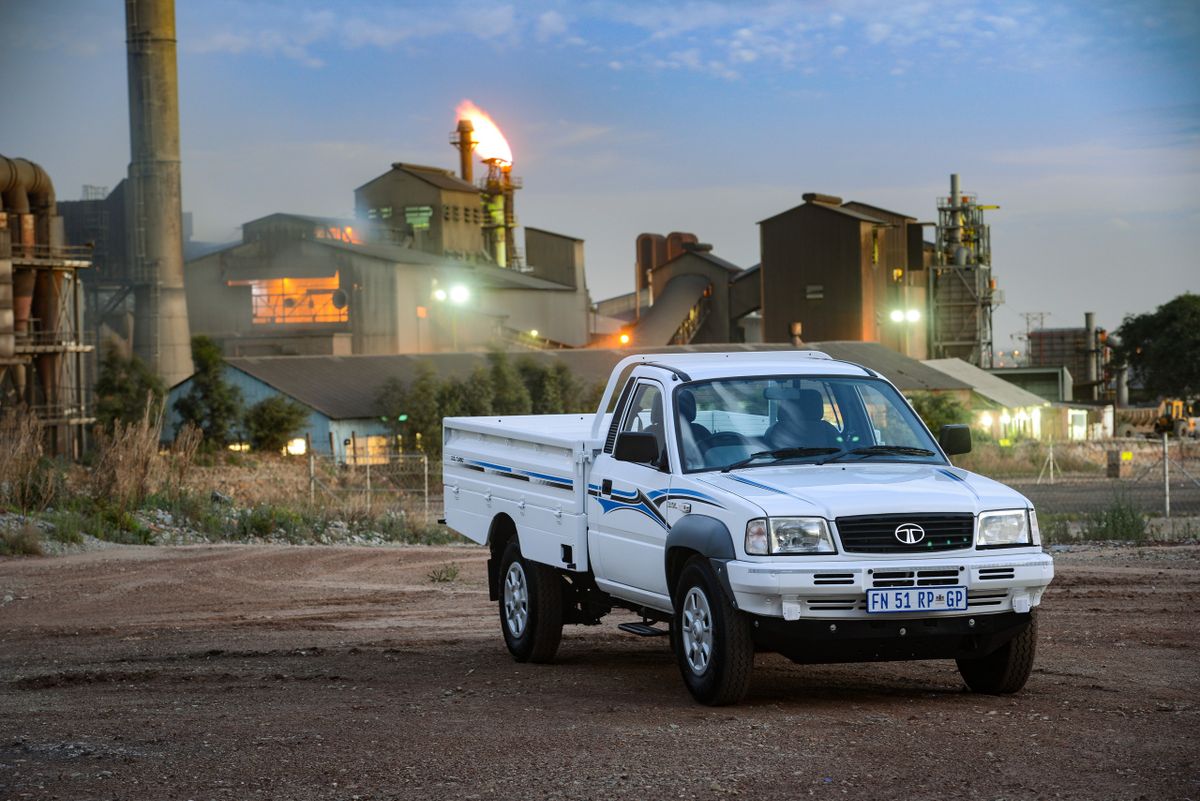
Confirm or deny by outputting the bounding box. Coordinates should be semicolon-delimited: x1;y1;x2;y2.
677;389;697;422
779;389;825;424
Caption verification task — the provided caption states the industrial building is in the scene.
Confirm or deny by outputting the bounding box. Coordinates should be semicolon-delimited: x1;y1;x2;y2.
599;175;998;367
182;160;592;356
0;156;94;456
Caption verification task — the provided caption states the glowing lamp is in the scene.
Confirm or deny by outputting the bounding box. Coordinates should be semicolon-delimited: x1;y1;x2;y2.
905;309;921;322
449;284;470;304
890;310;905;323
619;333;631;345
433;288;448;302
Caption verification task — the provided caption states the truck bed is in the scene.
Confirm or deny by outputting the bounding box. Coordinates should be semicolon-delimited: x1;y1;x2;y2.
442;413;607;571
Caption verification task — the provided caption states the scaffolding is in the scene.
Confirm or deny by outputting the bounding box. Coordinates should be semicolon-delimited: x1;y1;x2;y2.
928;173;998;368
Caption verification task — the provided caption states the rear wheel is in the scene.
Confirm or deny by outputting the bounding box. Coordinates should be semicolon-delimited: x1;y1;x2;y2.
672;558;754;705
498;539;563;663
956;613;1038;694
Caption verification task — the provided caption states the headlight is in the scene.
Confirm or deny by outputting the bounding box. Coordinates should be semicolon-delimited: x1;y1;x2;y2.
745;517;836;555
977;510;1032;548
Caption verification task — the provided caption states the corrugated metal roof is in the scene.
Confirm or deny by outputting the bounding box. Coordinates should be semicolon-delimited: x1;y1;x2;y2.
759;200;884;226
841;201;916;220
923;358;1051;408
219;342;968;421
388;163;479;194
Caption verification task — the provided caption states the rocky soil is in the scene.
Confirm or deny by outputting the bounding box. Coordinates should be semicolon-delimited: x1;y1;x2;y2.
1;543;1197;800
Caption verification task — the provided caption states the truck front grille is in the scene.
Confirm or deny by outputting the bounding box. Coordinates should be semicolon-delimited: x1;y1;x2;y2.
835;514;974;554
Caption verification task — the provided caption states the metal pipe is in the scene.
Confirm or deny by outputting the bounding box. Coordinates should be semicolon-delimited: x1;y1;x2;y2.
949;173;962;247
1117;365;1129;408
1084;311;1097;400
0;156;57;215
126;0;193;386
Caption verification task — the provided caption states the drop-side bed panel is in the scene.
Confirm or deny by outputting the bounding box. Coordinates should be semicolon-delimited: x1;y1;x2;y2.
443;415;600;571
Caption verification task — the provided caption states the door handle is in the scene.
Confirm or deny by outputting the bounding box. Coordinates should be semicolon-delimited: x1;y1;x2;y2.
601;478;612;496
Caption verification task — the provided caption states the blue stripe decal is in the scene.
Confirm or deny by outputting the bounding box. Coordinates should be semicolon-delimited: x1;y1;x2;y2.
938;469;967;483
469;459;512;473
462;459;573;489
727;475;789;495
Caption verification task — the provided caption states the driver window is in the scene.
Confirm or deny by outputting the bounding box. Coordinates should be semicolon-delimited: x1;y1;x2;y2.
621;383;666;465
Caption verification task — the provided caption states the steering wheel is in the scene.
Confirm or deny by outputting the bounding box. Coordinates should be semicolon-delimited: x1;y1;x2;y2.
698;431;752;453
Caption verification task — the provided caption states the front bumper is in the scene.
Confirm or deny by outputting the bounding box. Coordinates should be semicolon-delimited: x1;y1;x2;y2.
722;550;1054;620
751;610;1034;663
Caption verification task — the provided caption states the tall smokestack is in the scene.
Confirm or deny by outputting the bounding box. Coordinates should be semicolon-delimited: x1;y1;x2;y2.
455;120;475;184
125;0;192;386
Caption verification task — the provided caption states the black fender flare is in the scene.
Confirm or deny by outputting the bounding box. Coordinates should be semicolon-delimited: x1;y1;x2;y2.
664;514;739;609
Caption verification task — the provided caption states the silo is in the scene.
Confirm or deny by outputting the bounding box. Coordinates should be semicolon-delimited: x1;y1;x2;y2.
125;0;192;385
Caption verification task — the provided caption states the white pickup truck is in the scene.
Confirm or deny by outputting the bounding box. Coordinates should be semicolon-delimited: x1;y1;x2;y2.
443;351;1053;705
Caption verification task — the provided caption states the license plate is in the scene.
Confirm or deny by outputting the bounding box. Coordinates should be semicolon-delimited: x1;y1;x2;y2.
866;586;967;614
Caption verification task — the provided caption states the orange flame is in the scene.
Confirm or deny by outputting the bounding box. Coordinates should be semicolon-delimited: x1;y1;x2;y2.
456;99;512;165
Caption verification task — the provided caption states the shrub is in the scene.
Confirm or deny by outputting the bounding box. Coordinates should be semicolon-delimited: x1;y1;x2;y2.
94;344;165;429
427;562;460;583
1083;495;1147;542
0;524;44;557
244;396;310;453
909;393;969;433
45;509;86;545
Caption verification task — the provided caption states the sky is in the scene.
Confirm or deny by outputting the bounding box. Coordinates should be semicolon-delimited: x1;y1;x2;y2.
3;0;1198;354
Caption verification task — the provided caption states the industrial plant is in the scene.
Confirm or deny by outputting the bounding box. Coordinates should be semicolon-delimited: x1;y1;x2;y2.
0;0;1160;457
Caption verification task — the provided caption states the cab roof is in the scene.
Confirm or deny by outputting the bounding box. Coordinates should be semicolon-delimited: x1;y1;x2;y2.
623;350;874;383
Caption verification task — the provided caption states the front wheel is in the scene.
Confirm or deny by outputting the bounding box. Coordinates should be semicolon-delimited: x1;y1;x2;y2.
498;539;563;663
672;558;754;705
956;613;1038;694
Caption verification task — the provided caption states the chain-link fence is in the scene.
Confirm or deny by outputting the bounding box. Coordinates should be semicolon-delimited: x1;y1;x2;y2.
304;452;443;524
964;438;1200;517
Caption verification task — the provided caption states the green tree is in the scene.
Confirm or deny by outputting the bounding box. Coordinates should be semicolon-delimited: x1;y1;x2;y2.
243;395;310;453
93;343;165;428
377;361;445;454
1112;293;1200;401
909;392;969;433
438;366;494;419
173;335;243;447
487;350;531;415
517;357;564;414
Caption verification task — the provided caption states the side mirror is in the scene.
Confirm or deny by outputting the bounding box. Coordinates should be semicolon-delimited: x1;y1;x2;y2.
614;431;661;465
939;424;972;456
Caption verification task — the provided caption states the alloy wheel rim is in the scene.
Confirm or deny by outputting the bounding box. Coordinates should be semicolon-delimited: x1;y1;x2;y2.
503;562;529;637
681;586;714;675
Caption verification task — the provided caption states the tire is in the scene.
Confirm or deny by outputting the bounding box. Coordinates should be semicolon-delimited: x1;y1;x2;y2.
498;539;563;663
672;558;754;705
956;613;1038;694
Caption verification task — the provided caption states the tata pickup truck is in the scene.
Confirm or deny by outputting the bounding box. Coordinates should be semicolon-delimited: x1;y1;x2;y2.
443;351;1053;705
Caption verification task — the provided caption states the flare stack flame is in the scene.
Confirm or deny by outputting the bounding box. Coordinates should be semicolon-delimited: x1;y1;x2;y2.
454;100;512;165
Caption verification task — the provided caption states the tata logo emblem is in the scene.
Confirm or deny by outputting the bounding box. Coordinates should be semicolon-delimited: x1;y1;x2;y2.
895;523;926;545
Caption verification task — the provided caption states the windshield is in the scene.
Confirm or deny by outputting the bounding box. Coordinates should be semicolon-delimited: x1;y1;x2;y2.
675;375;945;472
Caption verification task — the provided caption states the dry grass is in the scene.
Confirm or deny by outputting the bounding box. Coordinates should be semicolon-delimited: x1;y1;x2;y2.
166;423;203;496
0;407;56;512
89;400;164;511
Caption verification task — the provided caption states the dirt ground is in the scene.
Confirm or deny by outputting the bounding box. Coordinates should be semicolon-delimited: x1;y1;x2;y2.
1;544;1197;801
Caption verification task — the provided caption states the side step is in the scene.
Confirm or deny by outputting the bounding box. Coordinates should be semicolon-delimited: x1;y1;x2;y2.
617;622;669;638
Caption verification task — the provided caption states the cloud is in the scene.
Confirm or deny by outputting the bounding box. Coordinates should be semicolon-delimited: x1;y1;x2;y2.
535;10;568;43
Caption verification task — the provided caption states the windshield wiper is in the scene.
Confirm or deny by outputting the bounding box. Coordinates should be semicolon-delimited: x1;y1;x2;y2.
722;447;839;473
820;445;936;464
